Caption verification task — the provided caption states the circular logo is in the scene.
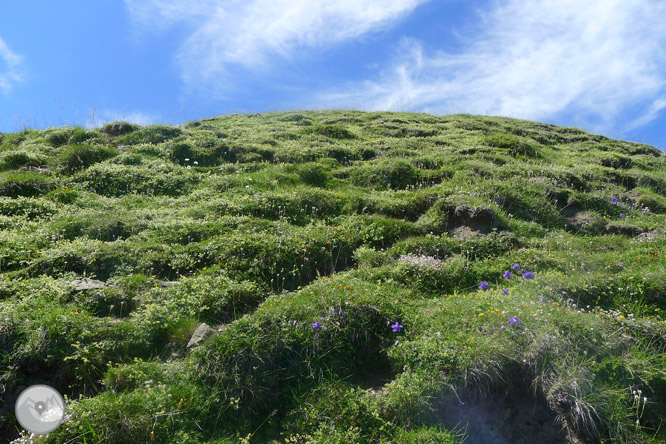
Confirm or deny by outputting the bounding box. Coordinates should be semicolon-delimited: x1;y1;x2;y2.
15;385;65;434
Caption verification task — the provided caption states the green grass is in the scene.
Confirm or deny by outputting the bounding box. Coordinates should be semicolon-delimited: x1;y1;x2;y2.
1;111;666;443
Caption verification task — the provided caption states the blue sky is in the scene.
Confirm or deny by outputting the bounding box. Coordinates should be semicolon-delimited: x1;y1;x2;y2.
1;0;666;150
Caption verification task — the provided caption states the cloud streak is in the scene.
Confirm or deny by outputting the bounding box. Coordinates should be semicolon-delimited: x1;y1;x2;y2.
125;0;429;85
0;37;24;94
318;0;666;133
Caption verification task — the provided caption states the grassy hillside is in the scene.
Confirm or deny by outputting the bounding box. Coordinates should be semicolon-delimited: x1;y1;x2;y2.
1;111;665;443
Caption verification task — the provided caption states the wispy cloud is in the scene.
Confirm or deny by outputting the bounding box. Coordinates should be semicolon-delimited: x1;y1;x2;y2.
124;0;429;86
0;37;24;94
318;0;666;133
85;110;159;129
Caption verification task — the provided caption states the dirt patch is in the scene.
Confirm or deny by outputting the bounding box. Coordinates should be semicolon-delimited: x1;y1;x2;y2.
449;225;487;239
438;390;578;444
564;211;606;235
446;205;497;237
606;223;645;237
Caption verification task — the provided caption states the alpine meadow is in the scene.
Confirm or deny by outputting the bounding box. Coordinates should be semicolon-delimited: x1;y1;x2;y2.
2;110;666;443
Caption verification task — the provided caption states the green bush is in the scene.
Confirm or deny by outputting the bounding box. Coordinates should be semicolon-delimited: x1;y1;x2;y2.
115;125;183;145
98;121;140;136
307;124;356;140
0;150;47;170
351;159;420;190
45;126;97;147
78;162;198;196
0;196;57;218
170;141;228;166
292;162;330;187
483;134;540;158
0;171;55;197
193;300;400;427
599;153;633;169
52;143;118;172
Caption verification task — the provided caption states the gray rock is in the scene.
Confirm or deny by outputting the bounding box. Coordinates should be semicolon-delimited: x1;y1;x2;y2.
187;323;214;348
71;279;109;291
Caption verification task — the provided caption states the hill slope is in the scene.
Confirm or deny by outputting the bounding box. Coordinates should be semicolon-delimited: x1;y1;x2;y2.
1;111;665;443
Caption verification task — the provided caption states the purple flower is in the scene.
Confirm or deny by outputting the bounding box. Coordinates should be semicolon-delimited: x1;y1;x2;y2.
610;197;617;203
503;271;512;280
403;364;408;372
619;213;625;218
617;202;623;207
312;322;321;331
479;281;489;291
522;271;535;280
509;316;521;326
643;207;649;212
378;150;383;155
395;340;399;346
511;264;521;271
391;322;403;333
293;320;298;327
627;206;633;210
551;163;555;167
502;288;509;295
338;309;344;317
539;296;548;303
169;143;173;148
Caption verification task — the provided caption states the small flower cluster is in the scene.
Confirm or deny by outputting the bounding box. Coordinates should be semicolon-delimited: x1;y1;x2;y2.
631;388;648;425
475;263;535;326
631;229;663;244
398;254;444;269
488;265;535;288
610;197;649;217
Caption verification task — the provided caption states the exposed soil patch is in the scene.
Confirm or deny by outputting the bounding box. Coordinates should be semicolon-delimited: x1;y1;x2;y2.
449;225;487;239
446;205;497;237
439;390;577;444
605;223;645;237
564;211;606;235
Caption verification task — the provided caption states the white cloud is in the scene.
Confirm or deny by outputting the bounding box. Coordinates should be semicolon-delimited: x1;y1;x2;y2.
318;0;666;133
124;0;429;85
625;96;666;131
0;37;24;94
85;110;159;129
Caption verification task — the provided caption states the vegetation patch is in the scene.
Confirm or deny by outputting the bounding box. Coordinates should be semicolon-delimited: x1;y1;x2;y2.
1;111;665;444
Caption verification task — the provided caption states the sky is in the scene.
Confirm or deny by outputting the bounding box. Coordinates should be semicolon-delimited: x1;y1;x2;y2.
1;0;666;150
